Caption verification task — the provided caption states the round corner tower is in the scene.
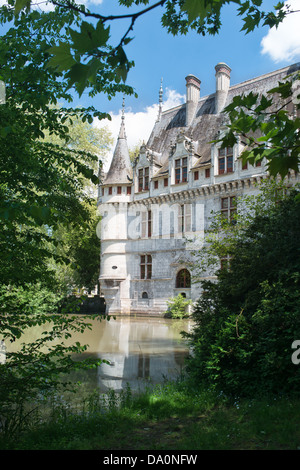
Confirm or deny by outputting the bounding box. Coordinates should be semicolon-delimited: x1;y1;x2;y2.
98;101;133;314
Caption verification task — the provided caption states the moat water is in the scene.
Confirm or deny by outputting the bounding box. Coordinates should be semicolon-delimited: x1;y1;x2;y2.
71;316;192;393
7;316;192;394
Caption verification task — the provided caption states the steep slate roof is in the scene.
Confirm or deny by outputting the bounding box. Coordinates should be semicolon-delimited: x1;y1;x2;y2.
103;110;133;185
147;62;300;174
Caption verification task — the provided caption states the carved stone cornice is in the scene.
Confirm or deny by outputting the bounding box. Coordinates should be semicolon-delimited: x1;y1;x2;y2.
127;173;272;207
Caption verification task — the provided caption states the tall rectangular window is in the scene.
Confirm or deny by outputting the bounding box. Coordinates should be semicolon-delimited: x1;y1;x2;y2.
148;210;152;238
182;158;187;181
220;255;231;271
140;255;152;279
175;158;188;184
138;167;150;192
218;147;233;174
138;169;143;192
175;159;181;184
221;196;236;223
144;167;149;190
178;204;192;233
141;210;152;238
178;204;184;233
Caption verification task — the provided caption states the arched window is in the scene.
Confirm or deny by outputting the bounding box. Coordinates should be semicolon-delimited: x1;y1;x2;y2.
176;269;191;288
142;292;148;299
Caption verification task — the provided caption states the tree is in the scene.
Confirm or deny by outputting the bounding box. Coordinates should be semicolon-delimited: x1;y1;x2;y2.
41;115;112;294
186;181;300;397
165;294;192;319
52;199;101;294
129;140;143;162
0;8;113;438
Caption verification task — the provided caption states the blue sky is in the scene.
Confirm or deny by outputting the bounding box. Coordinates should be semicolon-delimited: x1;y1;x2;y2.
76;0;300;112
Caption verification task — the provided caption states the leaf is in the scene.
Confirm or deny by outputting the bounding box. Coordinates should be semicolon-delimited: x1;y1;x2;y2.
14;0;31;15
66;63;89;90
268;80;292;99
69;20;110;54
240;13;260;34
182;0;214;22
47;42;76;72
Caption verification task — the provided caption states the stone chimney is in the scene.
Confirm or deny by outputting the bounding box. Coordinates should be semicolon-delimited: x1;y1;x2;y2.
185;74;201;127
215;62;231;114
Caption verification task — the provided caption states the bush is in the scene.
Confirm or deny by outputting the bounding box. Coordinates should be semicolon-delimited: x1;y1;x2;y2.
165;294;191;319
187;188;300;397
0;283;105;439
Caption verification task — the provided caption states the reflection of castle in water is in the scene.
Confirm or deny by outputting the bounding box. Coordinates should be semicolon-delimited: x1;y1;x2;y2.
96;318;189;392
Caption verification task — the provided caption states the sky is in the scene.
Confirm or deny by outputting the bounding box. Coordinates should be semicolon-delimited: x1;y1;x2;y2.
2;0;300;169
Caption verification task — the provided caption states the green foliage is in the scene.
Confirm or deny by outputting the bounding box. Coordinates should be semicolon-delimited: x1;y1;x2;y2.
0;9;112;440
165;294;192;319
187;184;300;397
3;379;300;449
52;200;101;294
0;9;104;286
0;284;107;438
3;0;295;98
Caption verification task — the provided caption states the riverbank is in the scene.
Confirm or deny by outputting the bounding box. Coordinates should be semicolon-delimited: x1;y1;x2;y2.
1;380;300;450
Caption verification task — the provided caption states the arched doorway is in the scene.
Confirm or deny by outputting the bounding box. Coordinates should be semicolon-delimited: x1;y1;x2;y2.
176;269;191;288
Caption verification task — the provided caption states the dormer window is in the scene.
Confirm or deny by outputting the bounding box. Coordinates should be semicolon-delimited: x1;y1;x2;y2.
218;147;233;174
138;167;149;191
175;158;188;184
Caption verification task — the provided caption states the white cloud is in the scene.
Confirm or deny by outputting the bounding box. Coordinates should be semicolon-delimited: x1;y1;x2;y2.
86;0;103;4
94;88;185;171
0;0;103;11
261;0;300;63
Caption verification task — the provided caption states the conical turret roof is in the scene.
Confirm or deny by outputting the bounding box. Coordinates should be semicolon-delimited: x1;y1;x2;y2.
103;100;133;185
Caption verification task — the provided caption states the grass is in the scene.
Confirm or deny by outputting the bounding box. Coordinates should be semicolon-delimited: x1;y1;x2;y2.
1;380;300;450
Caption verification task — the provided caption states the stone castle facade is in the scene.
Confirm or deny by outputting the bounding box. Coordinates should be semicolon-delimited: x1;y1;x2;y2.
98;62;300;315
